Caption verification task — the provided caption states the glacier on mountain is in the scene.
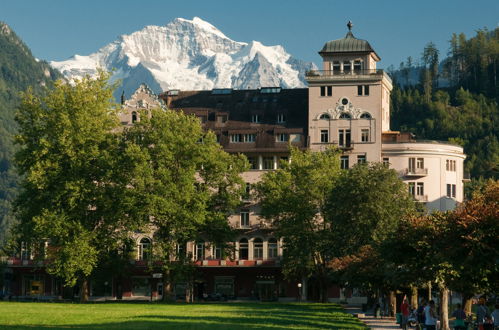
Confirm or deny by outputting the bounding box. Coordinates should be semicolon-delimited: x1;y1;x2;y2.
50;17;316;99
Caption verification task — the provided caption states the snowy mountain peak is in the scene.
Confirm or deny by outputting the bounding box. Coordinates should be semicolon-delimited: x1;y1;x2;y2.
51;17;316;98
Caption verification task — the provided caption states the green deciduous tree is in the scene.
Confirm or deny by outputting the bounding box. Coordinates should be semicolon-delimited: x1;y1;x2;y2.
14;72;137;301
123;108;247;301
257;147;340;302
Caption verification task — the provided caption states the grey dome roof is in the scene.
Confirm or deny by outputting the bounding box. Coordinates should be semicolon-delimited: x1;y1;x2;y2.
320;31;379;59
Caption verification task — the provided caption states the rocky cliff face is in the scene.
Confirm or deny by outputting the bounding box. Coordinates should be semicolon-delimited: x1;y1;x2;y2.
51;17;316;98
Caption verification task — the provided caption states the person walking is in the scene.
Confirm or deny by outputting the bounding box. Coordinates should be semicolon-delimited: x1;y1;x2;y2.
476;296;492;330
417;299;427;330
424;300;438;330
401;297;410;330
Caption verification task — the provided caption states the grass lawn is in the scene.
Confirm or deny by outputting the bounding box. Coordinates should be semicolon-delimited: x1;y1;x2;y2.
0;301;366;329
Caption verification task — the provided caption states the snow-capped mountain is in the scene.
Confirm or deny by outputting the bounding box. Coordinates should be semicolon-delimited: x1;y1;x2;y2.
51;17;316;98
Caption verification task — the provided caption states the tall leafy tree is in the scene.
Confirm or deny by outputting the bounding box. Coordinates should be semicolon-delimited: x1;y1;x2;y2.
14;72;136;301
257;147;340;302
123;108;247;301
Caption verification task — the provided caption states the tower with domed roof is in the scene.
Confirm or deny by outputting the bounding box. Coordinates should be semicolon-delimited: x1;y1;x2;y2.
306;22;393;166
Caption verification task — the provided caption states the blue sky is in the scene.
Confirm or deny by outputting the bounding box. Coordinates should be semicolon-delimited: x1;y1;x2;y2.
1;0;498;68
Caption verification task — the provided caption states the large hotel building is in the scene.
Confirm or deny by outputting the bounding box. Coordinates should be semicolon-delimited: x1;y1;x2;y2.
4;25;466;302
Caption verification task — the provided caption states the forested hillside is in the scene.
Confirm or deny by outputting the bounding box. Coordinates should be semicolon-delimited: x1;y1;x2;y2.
390;27;498;181
0;22;61;245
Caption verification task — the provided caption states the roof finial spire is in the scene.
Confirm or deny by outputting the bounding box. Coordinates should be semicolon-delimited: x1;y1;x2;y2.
347;21;353;31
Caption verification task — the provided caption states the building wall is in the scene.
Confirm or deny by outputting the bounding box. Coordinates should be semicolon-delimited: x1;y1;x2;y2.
382;142;466;211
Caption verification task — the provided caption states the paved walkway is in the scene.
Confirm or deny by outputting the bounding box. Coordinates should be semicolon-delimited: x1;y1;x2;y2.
345;307;400;329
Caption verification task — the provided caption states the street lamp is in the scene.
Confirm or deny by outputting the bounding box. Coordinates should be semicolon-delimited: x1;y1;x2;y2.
297;283;302;302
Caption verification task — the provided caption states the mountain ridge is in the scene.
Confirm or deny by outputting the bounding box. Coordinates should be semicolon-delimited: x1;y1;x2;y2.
50;17;316;98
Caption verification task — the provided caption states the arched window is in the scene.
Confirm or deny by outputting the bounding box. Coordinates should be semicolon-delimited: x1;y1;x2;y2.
132;111;138;123
195;241;205;260
138;238;151;261
253;238;263;260
360;112;372;119
339;112;351;119
268;238;278;258
239;238;248;260
319;113;331;120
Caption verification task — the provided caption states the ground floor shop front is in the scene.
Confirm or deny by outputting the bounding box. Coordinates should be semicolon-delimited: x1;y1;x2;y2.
3;261;362;303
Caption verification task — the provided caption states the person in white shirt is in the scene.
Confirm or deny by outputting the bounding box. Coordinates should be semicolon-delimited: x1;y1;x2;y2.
424;300;438;330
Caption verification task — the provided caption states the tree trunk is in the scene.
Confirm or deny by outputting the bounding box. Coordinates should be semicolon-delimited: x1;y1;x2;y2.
439;286;450;330
162;270;174;302
389;291;397;317
427;281;432;301
302;277;308;302
80;277;89;303
410;286;418;309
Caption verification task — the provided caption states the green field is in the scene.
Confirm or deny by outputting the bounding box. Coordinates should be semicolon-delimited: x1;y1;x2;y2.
0;301;366;329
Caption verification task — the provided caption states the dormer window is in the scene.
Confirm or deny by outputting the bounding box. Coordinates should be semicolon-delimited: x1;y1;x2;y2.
251;114;260;123
277;114;286;124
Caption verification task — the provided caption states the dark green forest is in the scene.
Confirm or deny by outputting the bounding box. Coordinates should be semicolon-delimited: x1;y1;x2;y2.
391;27;498;181
0;22;60;244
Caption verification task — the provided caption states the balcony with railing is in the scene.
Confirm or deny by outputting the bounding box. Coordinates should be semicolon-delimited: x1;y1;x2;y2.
413;194;428;202
405;167;428;177
306;69;392;83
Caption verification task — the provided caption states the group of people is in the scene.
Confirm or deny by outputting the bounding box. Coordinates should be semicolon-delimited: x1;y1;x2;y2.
398;295;499;330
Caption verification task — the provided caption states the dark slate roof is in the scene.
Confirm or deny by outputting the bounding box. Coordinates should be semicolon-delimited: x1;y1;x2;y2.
159;89;309;153
320;31;379;59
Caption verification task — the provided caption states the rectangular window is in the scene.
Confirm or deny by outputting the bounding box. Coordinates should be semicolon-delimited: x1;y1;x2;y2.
416;183;424;196
340;156;349;169
383;157;390;165
320;86;332;97
263;157;274;170
447;184;457;198
276;133;288;142
339;129;351;147
361;129;369;142
268;241;278;258
354;60;362;72
230;134;241;143
446;160;456;171
358;85;370;96
244;134;256;142
277;114;286;123
416;158;424;169
247;157;258;170
409;158;416;172
357;155;366;164
240;211;250;228
332;61;341;73
217;115;228;123
251;114;260;123
195;242;205;261
408;182;415;196
343;62;351;73
320;130;329;143
213;246;222;259
244;183;251;200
